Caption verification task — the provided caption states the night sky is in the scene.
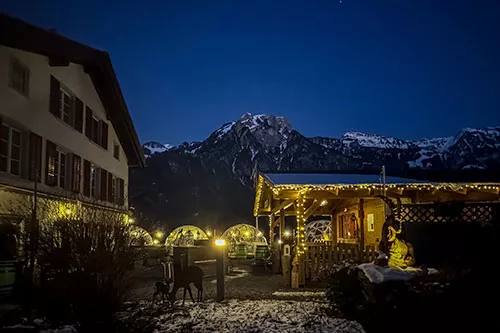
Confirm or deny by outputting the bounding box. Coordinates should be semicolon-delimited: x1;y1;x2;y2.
3;0;500;144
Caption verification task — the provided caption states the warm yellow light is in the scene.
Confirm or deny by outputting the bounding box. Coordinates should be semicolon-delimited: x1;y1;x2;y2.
215;239;226;247
155;231;163;238
153;239;160;245
206;230;212;236
129;218;135;223
65;208;72;215
320;199;328;207
244;231;250;237
284;230;291;237
278;239;282;244
257;232;262;237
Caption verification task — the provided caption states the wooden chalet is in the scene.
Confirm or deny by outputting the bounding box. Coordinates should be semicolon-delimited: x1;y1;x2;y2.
253;173;500;286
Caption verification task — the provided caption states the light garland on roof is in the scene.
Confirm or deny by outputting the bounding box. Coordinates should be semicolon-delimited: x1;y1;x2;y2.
271;183;500;193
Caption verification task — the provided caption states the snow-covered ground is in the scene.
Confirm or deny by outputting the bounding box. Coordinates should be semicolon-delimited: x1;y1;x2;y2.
117;299;365;333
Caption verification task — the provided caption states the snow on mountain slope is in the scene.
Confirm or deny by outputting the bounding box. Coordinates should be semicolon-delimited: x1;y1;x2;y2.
413;137;452;151
341;132;415;149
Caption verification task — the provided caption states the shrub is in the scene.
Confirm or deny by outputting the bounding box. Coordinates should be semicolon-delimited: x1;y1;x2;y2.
36;210;136;330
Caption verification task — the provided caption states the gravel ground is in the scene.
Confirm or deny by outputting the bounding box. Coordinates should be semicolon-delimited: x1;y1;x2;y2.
116;300;365;333
124;259;326;302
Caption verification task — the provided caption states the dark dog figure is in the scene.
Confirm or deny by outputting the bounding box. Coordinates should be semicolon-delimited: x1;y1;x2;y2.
153;280;172;304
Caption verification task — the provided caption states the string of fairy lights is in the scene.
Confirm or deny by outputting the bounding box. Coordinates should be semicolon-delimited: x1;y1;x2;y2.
255;175;500;256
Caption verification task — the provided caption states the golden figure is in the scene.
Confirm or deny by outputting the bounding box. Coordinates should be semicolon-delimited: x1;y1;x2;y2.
387;225;416;269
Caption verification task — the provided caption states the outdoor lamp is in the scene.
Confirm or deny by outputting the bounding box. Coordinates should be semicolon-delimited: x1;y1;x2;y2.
215;239;226;246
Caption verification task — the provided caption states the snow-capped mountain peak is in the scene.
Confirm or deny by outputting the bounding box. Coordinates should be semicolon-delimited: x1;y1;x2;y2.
143;141;174;156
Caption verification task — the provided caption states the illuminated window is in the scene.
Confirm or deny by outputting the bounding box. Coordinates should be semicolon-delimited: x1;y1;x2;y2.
338;213;358;240
8;57;29;97
0;125;21;176
58;151;66;188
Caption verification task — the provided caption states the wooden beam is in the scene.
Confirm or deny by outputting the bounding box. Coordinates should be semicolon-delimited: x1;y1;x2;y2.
304;199;321;220
358;198;365;250
271;199;294;215
279;208;285;240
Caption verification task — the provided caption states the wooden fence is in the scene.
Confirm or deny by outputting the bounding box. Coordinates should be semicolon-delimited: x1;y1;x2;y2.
304;242;378;281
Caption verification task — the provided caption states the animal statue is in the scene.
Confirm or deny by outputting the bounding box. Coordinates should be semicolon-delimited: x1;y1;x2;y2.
153;280;172;303
169;264;204;305
376;195;416;269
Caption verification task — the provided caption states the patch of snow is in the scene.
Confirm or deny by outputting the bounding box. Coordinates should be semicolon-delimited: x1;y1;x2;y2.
40;325;77;333
462;164;486;169
210;269;249;284
358;262;424;284
341;132;411;149
118;300;365;333
272;291;325;297
143;141;175;157
216;122;235;139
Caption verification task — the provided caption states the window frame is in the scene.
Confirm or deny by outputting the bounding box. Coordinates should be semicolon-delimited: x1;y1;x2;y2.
0;124;22;176
113;142;120;160
60;87;73;126
337;212;359;242
8;57;30;98
90;164;98;198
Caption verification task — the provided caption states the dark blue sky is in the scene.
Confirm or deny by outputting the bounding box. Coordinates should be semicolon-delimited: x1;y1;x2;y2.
4;0;500;144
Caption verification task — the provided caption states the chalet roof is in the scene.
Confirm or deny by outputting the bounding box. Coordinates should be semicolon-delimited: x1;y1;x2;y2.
0;13;144;167
263;173;425;186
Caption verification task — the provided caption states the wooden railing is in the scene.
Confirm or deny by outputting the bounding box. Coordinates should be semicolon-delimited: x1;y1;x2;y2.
304;242;378;281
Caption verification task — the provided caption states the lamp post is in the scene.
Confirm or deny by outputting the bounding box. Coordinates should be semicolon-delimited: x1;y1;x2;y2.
215;239;226;301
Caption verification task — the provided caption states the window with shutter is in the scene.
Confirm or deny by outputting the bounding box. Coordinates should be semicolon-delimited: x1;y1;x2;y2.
45;140;58;186
49;76;61;118
0;124;22;176
9;57;30;98
72;154;81;193
83;159;91;196
107;172;113;202
118;178;125;206
74;98;84;132
28;132;42;181
92;117;99;143
85;107;93;139
100;121;108;150
90;165;98;198
100;169;108;201
59;151;66;188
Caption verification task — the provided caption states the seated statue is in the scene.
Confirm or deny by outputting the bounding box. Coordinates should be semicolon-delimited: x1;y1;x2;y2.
387;224;416;269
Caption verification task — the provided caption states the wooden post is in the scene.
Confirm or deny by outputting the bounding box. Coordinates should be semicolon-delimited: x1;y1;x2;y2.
279;208;285;241
216;245;225;301
295;196;306;287
359;198;365;251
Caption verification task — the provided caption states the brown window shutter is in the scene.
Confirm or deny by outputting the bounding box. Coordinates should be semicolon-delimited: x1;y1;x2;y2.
49;76;61;118
118;178;125;206
0;116;3;158
45;140;58;186
107;172;113;203
85;106;93;139
71;154;81;193
83;159;91;196
100;121;108;149
74;98;84;133
100;169;108;201
28;132;42;181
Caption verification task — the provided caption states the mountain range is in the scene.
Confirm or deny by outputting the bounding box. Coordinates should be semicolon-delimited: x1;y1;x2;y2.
131;113;500;228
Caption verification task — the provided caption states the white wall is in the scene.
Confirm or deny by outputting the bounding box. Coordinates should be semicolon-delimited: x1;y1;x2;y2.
0;45;129;204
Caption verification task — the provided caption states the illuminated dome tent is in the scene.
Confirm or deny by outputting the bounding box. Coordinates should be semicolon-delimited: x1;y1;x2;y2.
130;226;154;246
221;224;268;258
165;225;209;254
305;220;332;243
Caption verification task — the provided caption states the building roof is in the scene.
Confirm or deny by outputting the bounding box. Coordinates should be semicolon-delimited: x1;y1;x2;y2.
263;173;425;186
0;13;145;167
